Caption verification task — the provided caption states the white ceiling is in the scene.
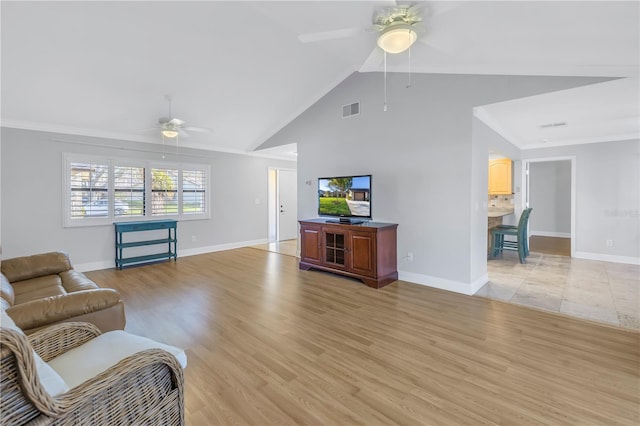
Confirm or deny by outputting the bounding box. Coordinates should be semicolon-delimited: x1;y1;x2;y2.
475;77;639;149
1;1;638;158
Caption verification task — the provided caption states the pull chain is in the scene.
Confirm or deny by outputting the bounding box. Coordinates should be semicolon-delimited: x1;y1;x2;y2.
407;45;412;89
383;51;388;112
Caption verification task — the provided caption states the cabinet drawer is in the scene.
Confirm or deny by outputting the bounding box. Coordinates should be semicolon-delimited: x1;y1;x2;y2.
114;220;177;232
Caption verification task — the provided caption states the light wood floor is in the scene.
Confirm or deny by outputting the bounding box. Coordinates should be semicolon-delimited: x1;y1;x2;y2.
86;249;640;425
250;239;298;258
529;235;571;256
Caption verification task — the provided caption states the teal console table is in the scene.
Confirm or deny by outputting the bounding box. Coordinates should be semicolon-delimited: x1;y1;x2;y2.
114;220;177;269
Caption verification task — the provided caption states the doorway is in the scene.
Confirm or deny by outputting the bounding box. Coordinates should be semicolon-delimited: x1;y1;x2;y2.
523;157;576;256
268;168;298;243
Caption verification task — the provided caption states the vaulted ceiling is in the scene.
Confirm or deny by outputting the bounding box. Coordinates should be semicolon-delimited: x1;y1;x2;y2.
1;1;638;158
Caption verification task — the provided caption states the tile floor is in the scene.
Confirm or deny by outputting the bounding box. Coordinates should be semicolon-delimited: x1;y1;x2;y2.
479;250;640;330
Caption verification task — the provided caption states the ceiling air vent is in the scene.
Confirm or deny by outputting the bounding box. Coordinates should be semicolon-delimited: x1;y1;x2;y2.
539;121;567;129
342;102;360;118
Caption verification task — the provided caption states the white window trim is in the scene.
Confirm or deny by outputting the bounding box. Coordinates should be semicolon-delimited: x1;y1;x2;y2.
63;153;211;227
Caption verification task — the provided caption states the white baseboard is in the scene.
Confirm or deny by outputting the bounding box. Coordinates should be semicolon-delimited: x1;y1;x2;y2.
75;238;270;272
574;251;640;265
530;231;571;238
398;271;488;296
75;260;114;272
179;239;269;258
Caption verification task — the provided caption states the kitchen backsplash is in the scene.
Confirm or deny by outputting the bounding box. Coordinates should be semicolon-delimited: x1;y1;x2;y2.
489;194;514;209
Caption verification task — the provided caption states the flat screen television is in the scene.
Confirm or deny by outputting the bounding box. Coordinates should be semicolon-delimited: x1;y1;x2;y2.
318;174;372;223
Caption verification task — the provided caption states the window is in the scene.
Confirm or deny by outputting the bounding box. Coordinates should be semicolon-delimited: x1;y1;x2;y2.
69;162;109;219
64;154;209;227
183;170;206;215
151;168;178;216
114;166;145;217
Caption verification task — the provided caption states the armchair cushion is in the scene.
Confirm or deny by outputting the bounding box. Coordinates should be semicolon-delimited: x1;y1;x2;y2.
1;273;15;305
49;330;187;389
1;309;69;396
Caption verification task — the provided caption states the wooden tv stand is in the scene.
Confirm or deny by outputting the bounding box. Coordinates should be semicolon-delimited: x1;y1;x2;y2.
298;219;398;288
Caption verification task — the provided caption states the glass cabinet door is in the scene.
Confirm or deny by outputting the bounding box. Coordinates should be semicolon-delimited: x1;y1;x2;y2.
324;231;346;266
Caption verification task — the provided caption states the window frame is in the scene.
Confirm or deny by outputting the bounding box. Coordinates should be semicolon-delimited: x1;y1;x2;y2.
63;153;210;227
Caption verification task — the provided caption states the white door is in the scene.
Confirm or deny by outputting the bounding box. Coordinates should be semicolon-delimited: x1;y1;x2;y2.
277;169;298;241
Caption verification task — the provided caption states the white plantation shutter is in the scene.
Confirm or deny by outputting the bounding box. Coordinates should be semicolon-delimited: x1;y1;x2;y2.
114;166;145;217
182;170;207;215
69;162;109;219
151;168;179;216
65;154;209;226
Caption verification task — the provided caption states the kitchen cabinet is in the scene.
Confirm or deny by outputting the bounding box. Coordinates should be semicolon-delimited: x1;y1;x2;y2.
489;158;513;195
299;219;398;288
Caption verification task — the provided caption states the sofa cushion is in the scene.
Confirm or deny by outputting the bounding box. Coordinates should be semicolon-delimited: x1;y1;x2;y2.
59;270;99;292
1;273;15;306
7;289;123;331
1;309;70;396
12;276;65;305
48;330;187;389
1;252;72;282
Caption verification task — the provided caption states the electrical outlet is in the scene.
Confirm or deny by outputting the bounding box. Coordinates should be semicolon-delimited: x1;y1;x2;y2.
407;252;413;261
606;239;614;248
191;236;197;243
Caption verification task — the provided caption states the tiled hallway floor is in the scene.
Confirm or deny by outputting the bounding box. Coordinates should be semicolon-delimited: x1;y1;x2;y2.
478;251;640;330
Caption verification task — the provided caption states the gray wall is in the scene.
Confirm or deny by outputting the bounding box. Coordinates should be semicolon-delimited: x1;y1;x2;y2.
523;139;640;262
262;72;608;293
529;161;571;237
1;127;296;270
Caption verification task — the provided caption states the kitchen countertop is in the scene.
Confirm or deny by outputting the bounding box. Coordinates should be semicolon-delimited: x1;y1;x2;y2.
488;208;514;218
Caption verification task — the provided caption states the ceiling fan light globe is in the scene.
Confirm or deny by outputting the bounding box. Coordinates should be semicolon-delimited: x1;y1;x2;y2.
377;24;417;54
161;129;179;138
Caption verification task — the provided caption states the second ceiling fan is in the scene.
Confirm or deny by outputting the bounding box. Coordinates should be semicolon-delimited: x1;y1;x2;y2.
158;96;212;139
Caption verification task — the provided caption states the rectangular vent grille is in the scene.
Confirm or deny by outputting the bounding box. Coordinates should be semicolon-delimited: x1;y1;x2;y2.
342;102;360;118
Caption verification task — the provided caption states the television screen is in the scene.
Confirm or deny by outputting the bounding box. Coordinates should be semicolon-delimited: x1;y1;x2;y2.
318;175;371;219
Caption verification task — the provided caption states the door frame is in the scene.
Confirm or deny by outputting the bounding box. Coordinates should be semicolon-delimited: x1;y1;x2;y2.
268;167;298;242
522;156;576;257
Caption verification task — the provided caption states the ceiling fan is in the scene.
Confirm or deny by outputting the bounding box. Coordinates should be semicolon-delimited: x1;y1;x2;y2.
157;96;212;139
371;3;424;53
297;2;459;72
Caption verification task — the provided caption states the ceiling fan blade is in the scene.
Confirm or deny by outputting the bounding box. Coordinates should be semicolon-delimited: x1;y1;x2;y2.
417;32;461;55
178;129;190;138
158;117;171;124
359;47;384;73
428;1;462;18
169;118;185;126
298;27;365;43
184;126;213;134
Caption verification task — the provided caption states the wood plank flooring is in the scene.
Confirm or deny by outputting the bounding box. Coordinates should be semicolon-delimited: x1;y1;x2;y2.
529;236;571;256
85;248;640;425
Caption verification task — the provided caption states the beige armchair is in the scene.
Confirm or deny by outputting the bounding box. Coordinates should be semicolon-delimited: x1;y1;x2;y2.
0;311;185;425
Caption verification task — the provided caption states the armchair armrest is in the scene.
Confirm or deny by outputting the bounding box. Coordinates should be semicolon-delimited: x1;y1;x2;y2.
29;322;101;362
53;348;184;424
6;289;121;331
2;328;184;424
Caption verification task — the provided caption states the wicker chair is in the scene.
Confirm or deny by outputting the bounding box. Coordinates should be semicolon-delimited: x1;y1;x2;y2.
0;321;184;425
